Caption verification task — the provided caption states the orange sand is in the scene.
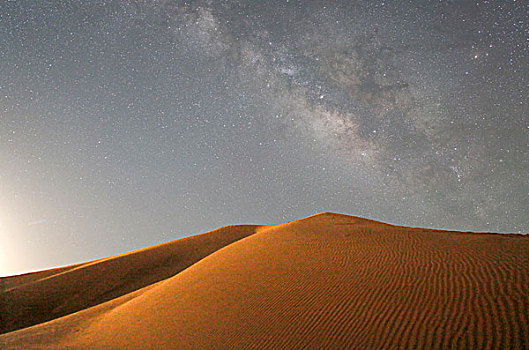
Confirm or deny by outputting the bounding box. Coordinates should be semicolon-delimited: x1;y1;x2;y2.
1;213;528;349
0;224;265;335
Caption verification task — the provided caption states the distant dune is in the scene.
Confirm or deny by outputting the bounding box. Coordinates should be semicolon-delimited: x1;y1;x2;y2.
0;225;266;334
1;212;528;349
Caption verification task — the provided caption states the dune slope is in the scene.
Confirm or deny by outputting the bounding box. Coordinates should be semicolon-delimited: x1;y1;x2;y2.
1;213;529;349
0;224;265;334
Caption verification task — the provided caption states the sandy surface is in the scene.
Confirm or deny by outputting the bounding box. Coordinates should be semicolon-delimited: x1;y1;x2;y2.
0;224;266;335
1;213;528;349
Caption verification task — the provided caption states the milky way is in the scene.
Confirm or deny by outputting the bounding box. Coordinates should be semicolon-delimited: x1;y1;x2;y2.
1;0;528;275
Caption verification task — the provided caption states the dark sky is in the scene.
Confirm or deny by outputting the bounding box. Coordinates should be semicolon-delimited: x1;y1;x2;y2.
1;0;528;276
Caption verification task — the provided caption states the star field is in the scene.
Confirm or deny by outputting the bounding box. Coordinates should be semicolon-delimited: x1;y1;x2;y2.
1;0;528;276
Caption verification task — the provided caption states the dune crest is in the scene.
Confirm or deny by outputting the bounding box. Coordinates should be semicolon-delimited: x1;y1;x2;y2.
1;212;528;349
0;224;266;335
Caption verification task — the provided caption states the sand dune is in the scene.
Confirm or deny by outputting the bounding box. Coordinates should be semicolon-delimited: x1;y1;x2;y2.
1;212;528;349
0;224;266;335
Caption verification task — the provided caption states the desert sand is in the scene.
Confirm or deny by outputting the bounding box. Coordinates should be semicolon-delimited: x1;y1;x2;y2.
1;212;528;349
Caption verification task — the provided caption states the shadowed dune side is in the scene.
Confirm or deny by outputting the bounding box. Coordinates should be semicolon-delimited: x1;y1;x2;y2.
2;212;529;349
0;263;85;291
0;224;266;335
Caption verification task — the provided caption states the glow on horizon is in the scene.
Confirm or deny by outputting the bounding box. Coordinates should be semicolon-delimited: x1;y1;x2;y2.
0;211;18;278
0;202;42;278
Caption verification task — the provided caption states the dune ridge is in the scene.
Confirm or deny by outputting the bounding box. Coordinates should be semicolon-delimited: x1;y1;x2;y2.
1;212;528;349
0;224;266;335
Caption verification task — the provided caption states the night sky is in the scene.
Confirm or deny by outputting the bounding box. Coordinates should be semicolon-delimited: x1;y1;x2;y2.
1;0;528;276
